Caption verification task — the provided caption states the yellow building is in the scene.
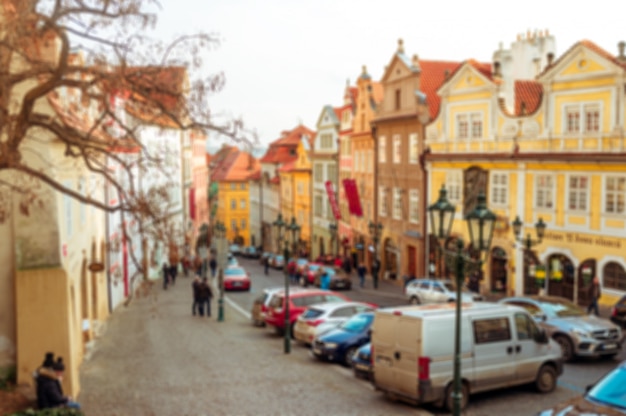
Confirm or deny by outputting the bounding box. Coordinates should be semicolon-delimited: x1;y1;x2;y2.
278;140;312;254
426;34;626;307
210;147;259;245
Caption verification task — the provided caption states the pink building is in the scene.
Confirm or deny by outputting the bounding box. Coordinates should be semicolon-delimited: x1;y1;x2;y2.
189;130;209;252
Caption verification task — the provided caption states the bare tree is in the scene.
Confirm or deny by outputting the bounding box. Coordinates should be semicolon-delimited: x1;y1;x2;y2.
0;0;255;292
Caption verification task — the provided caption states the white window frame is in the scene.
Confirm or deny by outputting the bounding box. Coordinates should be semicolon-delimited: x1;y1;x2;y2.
457;114;468;139
409;133;418;164
379;186;387;217
314;195;323;216
535;174;555;210
392;187;402;220
470;113;483;138
447;171;462;203
490;172;508;207
378;136;386;163
241;219;247;230
563;102;603;135
409;189;419;224
393;134;401;164
240;199;246;209
567;174;589;212
314;163;323;182
604;175;626;215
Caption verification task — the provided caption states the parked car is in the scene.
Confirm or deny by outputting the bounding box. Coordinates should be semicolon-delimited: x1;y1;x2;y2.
270;254;285;269
312;311;374;367
260;251;272;265
610;295;626;328
242;246;260;259
222;265;250;291
226;255;239;267
251;286;303;327
351;342;372;380
405;278;484;305
293;301;375;345
499;295;623;361
538;360;626;416
264;289;350;335
313;266;352;290
228;244;242;256
295;257;309;275
300;262;324;286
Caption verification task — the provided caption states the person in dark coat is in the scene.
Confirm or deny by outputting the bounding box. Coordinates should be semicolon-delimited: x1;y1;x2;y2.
587;276;601;316
36;357;80;410
191;275;202;316
371;258;380;289
263;255;270;275
162;262;169;290
209;257;217;278
169;263;178;285
357;262;367;288
197;277;214;317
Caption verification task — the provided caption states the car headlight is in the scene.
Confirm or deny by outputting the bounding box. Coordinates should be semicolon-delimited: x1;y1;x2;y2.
571;328;589;338
324;342;338;349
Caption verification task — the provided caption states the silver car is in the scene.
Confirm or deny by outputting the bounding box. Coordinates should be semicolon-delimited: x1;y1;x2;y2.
500;295;623;361
404;278;484;305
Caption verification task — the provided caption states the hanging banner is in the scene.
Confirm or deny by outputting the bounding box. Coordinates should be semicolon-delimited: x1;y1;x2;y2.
325;181;341;220
342;178;363;217
189;188;196;220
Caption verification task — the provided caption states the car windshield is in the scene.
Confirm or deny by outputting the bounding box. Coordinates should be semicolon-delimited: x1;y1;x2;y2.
308;265;321;272
224;267;244;275
339;314;373;333
301;308;324;319
297;259;308;265
443;282;456;291
587;366;626;411
276;255;284;261
323;267;336;276
538;299;585;318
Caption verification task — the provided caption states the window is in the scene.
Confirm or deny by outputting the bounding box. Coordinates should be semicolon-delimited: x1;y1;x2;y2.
378;136;386;163
566;105;580;133
457;114;468;139
447;171;462;203
473;317;511;344
240;199;246;209
568;175;588;211
321;133;333;148
297;181;304;195
240;183;246;190
565;103;602;134
230;199;236;209
585;104;600;133
393;135;401;164
240;219;246;230
395;89;401;110
314;195;323;216
490;173;508;206
327;165;337;182
514;313;537;341
409;189;419;224
603;262;626;291
379;187;388;217
605;176;626;214
231;219;237;231
409;133;418;164
536;175;554;209
471;114;482;138
230;183;236;190
314;163;323;182
392;187;402;220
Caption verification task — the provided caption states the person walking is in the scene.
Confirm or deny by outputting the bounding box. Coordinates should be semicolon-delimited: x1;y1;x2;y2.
287;258;297;284
197;277;214;318
587;276;601;316
371;258;380;289
169;263;178;286
357;262;367;288
263;255;270;275
162;262;169;290
191;275;202;316
209;257;217;278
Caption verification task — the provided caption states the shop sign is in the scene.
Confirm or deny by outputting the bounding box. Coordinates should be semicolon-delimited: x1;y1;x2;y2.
542;231;622;249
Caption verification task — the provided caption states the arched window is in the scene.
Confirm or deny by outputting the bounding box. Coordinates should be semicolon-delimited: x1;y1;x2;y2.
603;262;626;291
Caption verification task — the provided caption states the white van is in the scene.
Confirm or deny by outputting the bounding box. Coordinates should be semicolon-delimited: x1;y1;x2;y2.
371;302;563;411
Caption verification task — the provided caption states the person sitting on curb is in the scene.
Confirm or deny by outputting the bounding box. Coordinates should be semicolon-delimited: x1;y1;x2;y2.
36;357;81;410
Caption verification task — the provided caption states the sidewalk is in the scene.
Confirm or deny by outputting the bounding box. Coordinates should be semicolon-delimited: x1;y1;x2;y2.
77;277;427;416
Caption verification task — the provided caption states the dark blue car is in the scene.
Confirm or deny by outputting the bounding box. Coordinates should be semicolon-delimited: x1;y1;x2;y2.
351;343;372;380
311;312;373;367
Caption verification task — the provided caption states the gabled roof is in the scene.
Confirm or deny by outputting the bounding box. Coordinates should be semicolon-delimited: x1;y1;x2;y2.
419;60;463;119
210;147;258;182
514;80;543;116
317;105;340;128
278;159;296;173
260;124;315;167
538;39;626;78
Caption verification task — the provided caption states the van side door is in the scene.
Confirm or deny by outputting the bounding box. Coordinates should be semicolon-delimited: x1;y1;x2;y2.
471;316;516;392
513;312;546;383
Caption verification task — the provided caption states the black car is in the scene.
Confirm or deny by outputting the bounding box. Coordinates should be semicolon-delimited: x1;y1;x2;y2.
312;312;373;367
610;295;626;328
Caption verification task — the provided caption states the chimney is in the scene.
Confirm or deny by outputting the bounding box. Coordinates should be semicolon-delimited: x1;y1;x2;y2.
619;41;626;62
493;61;502;78
520;102;527;115
362;65;367;76
547;52;555;67
412;54;419;67
397;38;404;54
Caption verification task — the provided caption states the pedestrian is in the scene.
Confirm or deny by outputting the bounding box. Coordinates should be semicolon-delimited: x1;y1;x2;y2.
36;357;81;410
181;255;189;277
320;269;331;290
342;256;352;276
194;255;202;276
371;258;380;289
197;277;214;318
169;263;178;285
287;258;297;284
191;275;202;316
357;262;367;288
263;255;270;275
587;276;601;316
162;262;169;290
209;256;217;278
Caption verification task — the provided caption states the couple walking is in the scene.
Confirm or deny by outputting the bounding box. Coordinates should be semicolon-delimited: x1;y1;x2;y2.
192;275;214;317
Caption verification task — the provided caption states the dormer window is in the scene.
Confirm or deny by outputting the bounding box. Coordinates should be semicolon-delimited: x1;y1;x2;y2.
565;103;601;134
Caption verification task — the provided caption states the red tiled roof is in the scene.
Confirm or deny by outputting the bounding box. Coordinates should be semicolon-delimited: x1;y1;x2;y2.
260;146;295;164
269;176;280;184
278;159;296;172
272;124;316;146
261;124;315;165
211;149;258;182
467;60;493;81
514;80;543;115
419;60;463;119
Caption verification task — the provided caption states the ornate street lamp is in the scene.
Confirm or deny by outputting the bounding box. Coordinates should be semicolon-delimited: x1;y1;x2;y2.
273;213;292;354
512;215;547;292
428;186;496;415
329;222;338;256
368;220;383;289
214;221;227;322
288;217;301;258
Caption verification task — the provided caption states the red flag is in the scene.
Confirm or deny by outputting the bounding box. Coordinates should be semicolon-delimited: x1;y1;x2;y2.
325;181;341;220
189;188;196;220
343;179;363;217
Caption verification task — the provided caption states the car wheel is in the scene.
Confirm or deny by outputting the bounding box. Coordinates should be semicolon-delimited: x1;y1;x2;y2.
344;346;357;368
410;296;421;305
535;364;557;393
444;382;469;412
554;335;574;362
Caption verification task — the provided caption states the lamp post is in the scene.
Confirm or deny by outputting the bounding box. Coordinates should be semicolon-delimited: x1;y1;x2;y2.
215;221;226;322
368;220;383;288
428;185;496;415
329;222;338;257
273;213;291;353
512;215;547;293
289;217;301;259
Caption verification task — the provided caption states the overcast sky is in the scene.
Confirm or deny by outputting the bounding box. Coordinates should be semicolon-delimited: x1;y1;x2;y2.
154;0;626;147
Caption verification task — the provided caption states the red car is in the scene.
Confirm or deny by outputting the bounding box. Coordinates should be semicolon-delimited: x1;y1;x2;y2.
299;263;325;286
223;266;251;291
264;289;350;335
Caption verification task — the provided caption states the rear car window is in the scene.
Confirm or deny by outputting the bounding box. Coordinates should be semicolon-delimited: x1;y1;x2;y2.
301;308;324;319
268;295;284;309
